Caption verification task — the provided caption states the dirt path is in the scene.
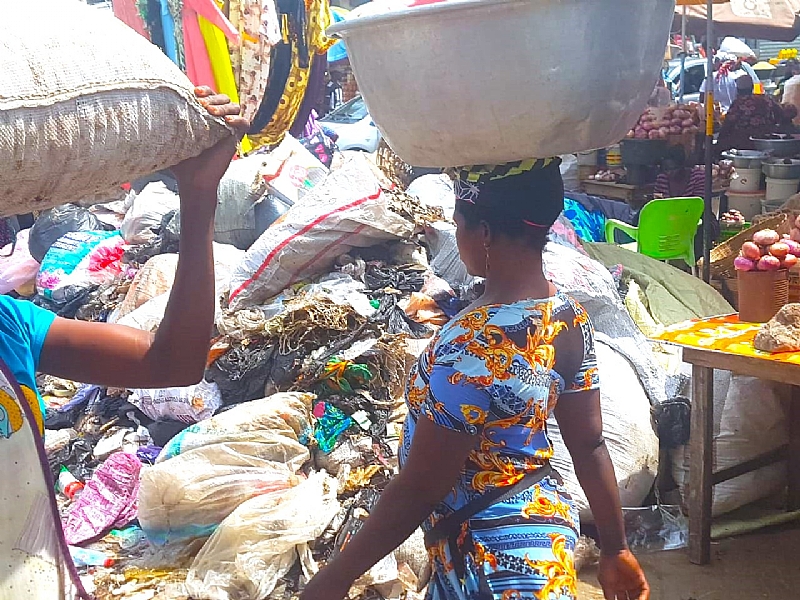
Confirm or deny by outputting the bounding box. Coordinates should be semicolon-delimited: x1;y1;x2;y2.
577;525;800;600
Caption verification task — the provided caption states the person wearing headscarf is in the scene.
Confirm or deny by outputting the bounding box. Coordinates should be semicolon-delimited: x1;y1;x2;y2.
301;159;650;600
717;74;786;154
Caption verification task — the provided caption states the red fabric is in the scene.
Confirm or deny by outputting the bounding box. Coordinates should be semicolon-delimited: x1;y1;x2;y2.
112;0;150;39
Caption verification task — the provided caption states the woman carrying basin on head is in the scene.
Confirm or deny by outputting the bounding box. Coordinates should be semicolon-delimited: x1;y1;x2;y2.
301;158;649;600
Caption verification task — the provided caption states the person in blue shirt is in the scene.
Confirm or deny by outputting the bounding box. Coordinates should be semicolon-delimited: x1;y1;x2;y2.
0;87;247;600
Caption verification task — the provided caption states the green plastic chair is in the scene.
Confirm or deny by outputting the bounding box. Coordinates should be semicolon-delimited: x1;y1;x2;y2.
604;197;705;270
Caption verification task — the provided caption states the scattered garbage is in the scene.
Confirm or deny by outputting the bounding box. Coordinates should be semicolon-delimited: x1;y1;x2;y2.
28;204;107;263
21;113;743;600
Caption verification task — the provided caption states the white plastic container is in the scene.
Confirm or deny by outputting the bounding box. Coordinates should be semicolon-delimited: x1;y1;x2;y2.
729;167;762;193
765;177;800;202
727;190;765;221
328;0;677;167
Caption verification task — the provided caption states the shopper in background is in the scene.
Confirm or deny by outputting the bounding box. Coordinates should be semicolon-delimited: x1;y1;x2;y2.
323;71;344;116
777;59;800;102
717;74;785;154
699;53;744;114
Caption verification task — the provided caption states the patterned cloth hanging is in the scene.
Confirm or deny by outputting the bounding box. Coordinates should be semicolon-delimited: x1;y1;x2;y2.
248;0;335;149
229;0;282;122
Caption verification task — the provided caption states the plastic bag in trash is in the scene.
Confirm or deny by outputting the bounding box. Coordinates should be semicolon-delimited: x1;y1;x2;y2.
116;253;179;318
28;204;106;263
228;154;414;310
63;452;141;545
129;380;223;424
215;152;295;250
185;472;340;600
623;505;688;553
138;442;306;546
121;181;181;245
0;229;40;295
36;230;125;306
157;392;315;462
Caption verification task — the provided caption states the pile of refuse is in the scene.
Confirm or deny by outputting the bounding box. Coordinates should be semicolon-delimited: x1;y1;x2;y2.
26;139;473;600
18;136;669;600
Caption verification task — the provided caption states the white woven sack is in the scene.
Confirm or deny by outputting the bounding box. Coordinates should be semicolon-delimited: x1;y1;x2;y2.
0;0;232;216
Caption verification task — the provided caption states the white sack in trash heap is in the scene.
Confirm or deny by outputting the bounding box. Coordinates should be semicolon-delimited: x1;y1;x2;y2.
672;371;790;517
0;0;232;216
548;340;659;517
114;242;244;332
137;441;307;547
227;154;415;310
121;183;181;245
185;472;340;600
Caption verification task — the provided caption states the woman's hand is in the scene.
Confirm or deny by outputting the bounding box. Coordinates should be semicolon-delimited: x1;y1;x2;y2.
598;549;650;600
170;86;248;195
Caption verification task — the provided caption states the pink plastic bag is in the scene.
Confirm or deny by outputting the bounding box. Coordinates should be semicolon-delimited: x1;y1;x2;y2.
0;229;40;295
62;452;141;545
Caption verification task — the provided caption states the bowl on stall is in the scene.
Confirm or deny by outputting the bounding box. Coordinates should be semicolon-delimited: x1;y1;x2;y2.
328;0;677;167
762;158;800;180
751;134;800;158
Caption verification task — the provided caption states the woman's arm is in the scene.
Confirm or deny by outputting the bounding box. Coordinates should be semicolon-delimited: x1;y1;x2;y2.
554;389;649;600
301;417;478;600
38;89;248;389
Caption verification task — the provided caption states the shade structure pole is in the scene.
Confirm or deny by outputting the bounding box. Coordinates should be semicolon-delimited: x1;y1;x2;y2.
702;0;714;283
680;5;688;101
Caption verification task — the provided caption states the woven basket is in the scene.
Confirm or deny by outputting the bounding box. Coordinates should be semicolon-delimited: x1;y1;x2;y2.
376;140;414;190
705;213;788;279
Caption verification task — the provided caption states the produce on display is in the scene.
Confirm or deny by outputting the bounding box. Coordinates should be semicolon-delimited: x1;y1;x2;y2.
627;104;701;140
588;169;625;183
720;209;746;227
734;227;800;271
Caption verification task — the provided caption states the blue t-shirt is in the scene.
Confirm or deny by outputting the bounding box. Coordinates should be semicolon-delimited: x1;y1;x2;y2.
0;296;55;419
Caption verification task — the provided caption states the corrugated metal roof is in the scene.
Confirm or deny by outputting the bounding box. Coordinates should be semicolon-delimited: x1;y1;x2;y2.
759;36;800;58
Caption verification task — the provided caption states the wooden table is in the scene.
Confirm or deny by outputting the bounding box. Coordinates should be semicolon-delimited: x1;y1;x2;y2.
652;316;800;564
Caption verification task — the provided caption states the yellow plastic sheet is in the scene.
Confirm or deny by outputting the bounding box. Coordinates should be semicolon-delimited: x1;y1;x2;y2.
652;314;800;366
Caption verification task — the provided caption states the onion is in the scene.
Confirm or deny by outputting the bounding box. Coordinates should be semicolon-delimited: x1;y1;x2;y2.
635;129;648;140
647;130;660;140
670;118;683;127
753;229;780;246
783;254;799;269
669;126;682;135
784;239;800;255
741;241;762;261
658;127;670;137
757;255;782;271
642;122;655;132
734;256;756;271
769;242;790;260
681;119;694;128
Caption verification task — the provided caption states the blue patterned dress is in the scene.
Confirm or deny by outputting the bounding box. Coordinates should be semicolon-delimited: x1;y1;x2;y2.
399;293;599;600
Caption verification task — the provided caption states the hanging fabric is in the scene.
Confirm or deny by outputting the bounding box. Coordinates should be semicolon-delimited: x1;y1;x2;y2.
165;0;187;69
289;53;326;138
182;0;239;90
248;0;334;149
113;0;150;39
229;0;281;122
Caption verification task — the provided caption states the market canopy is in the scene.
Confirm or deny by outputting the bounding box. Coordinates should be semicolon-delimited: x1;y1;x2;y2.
673;0;800;42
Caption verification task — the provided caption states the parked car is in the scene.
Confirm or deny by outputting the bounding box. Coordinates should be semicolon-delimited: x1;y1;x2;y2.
319;95;381;153
664;57;761;103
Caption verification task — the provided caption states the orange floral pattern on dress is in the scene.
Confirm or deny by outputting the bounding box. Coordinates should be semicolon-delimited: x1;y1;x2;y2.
525;533;578;600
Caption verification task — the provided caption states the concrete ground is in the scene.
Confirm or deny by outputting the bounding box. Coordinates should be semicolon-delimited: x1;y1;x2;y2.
578;524;800;600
